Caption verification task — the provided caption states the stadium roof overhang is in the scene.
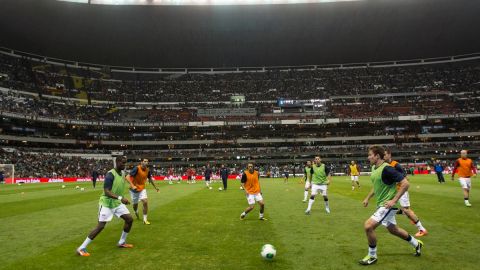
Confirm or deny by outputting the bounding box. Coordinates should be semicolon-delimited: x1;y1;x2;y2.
58;0;362;6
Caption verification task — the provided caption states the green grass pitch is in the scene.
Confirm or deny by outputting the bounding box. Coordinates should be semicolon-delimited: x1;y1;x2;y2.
0;175;479;269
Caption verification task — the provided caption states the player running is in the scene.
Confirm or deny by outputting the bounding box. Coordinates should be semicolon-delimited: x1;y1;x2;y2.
302;160;313;202
451;150;477;207
305;156;332;214
240;163;266;221
76;156;134;257
359;145;423;266
348;160;361;190
127;158;159;225
385;149;428;237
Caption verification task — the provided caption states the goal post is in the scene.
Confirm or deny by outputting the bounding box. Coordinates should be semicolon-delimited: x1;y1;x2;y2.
0;164;15;184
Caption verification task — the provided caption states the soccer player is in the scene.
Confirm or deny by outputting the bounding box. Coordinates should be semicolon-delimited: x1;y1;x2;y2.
302;161;313;202
359;145;423;265
204;164;213;189
240;163;266;221
283;165;289;183
127;158;159;225
305;156;332;214
385;149;428;237
187;167;196;184
91;169;99;188
220;164;229;190
434;160;445;183
76;156;134;257
348;160;361;190
451;150;477;207
167;167;174;185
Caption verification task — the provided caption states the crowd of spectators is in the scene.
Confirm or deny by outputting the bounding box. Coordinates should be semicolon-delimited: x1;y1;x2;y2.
0;148;112;178
1;53;480;103
0;88;479;125
1;140;478;178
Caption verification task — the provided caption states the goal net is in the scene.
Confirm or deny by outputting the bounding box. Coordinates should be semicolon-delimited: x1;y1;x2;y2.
0;164;14;184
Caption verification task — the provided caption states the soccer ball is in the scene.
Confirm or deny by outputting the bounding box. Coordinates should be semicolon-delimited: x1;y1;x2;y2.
209;187;213;190
75;186;80;189
61;185;66;189
218;187;223;191
80;188;85;192
261;244;276;260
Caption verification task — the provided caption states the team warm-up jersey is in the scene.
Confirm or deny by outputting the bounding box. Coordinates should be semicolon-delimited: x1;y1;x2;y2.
349;164;359;176
241;170;261;194
389;161;406;177
304;166;312;182
453;158;476;178
99;169;128;208
220;168;229;178
311;163;330;185
389;160;407;190
129;165;152;192
371;163;405;208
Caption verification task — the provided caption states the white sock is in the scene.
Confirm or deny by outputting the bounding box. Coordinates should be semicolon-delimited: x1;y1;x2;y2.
368;246;377;257
79;237;92;249
119;231;128;244
324;200;330;209
304;191;308;200
408;235;419;247
415;220;426;231
307;199;314;211
241;212;246;216
259;213;264;218
143;214;148;222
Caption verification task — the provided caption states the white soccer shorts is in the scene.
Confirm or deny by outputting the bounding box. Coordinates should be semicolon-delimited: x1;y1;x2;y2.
351;175;359;181
129;189;148;204
98;204;130;222
311;184;328;196
304;181;311;190
399;191;410;208
459;177;472;189
246;193;264;205
370;207;398;227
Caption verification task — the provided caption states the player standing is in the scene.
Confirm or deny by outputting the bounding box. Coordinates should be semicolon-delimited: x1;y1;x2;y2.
220;164;229;190
283;165;289;183
302;160;313;202
359;146;423;265
451;150;477;207
348;160;361;190
76;156;134;256
204;164;213;189
305;156;332;214
167;166;174;185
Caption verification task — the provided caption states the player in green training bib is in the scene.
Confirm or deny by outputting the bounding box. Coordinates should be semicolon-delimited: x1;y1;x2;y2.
76;156;134;257
302;160;313;202
359;146;424;266
305;156;332;214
